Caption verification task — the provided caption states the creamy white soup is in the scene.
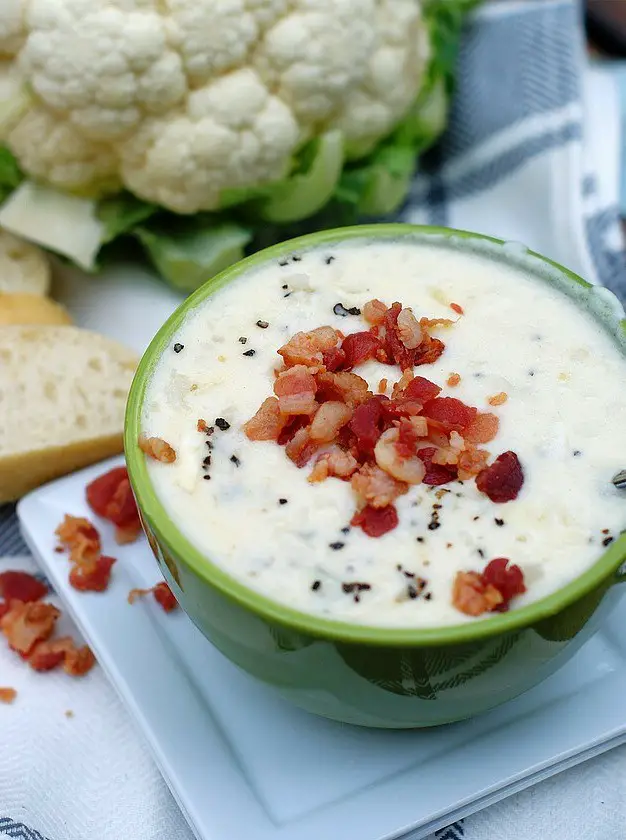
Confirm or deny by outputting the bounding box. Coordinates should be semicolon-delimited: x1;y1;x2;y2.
141;239;626;627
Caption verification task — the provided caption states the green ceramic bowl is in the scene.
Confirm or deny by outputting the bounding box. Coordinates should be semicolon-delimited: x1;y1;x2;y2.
125;224;626;728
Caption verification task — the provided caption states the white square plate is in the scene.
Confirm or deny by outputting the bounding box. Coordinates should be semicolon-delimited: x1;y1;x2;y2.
17;457;626;840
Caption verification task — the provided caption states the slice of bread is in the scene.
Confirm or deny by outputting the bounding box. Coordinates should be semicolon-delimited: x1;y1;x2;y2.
0;293;72;326
0;229;50;296
0;326;138;502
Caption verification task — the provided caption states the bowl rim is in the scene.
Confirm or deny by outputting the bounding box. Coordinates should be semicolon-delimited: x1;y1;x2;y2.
125;223;626;648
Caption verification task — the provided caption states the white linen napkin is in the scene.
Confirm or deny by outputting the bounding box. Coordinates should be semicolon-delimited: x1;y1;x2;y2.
2;2;625;840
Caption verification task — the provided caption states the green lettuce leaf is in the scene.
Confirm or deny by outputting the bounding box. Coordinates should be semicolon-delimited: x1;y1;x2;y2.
134;220;252;292
0;147;23;204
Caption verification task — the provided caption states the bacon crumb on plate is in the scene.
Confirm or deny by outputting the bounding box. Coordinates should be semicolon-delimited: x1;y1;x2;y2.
128;582;178;612
447;373;461;387
55;515;101;564
488;392;508;406
138;435;176;463
1;600;60;655
0;687;16;704
69;555;116;593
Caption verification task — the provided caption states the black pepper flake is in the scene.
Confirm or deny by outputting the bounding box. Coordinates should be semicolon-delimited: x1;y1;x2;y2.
603;536;614;547
281;284;289;290
342;581;371;602
203;456;212;466
428;521;440;531
292;254;302;262
215;418;230;431
238;336;247;344
473;516;480;521
256;320;269;329
396;563;403;571
341;526;350;535
477;548;485;558
329;542;345;550
279;498;288;505
243;349;256;357
203;474;211;481
279;259;289;267
416;536;424;543
424;592;432;601
311;580;321;591
573;450;582;457
407;585;418;600
528;370;535;377
173;343;184;353
495;518;505;527
283;292;292;298
230;455;240;467
433;504;442;511
333;302;361;317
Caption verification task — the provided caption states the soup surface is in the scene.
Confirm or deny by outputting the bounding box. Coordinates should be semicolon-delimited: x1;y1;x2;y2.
141;239;626;626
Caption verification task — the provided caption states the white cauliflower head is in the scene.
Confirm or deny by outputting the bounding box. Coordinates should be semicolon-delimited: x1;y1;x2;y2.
0;0;431;213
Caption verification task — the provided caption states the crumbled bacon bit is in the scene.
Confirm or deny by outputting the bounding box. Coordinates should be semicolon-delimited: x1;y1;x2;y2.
362;299;387;326
422;397;477;432
351;504;399;537
243;397;287;441
322;346;346;372
138;435;176;463
285;427;318;468
0;687;16;704
457;445;490;480
315;371;371;408
274;365;318;415
197;418;209;432
450;302;464;315
87;467;141;543
0;571;47;604
378;378;388;394
488;392;508;406
482;558;526;610
128;582;178;612
310;401;352;442
447;373;461;387
464;412;499;444
28;636;96;676
476;451;524;503
55;515;101;564
278;326;340;368
309;447;358;482
69;555;116;593
417;446;458;486
153;582;178;612
351;463;408;508
340;331;383;370
1;600;60;655
403;376;441;403
414;336;445;367
452;571;503;616
396;308;423;349
349;397;385;456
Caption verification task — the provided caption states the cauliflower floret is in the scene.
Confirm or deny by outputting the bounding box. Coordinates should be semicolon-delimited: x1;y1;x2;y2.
119;67;299;213
164;0;288;85
329;0;430;155
8;105;120;194
254;0;377;129
20;0;187;139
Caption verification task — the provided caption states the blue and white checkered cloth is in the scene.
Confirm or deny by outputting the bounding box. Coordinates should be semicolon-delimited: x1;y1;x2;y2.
2;2;626;839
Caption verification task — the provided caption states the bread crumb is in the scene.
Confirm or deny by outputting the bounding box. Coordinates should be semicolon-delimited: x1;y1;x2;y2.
65;709;74;718
138;435;176;463
488;392;508;406
0;687;16;704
